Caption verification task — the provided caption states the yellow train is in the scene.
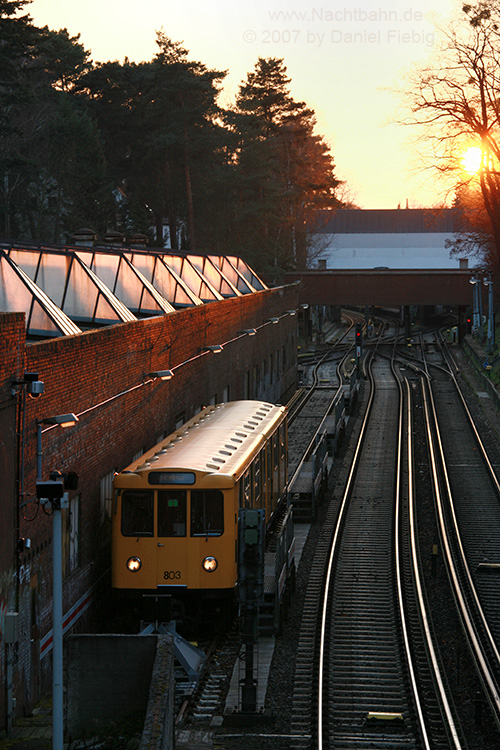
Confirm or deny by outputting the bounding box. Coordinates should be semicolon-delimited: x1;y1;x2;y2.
112;400;291;626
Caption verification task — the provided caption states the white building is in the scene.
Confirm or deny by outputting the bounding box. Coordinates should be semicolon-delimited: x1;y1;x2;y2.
312;208;470;270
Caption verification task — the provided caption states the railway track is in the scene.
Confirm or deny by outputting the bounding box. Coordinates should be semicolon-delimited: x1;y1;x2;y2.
420;332;500;736
178;320;356;732
181;321;500;750
292;330;468;749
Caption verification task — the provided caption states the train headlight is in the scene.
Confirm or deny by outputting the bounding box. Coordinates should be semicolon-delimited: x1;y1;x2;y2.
202;556;218;572
126;556;142;572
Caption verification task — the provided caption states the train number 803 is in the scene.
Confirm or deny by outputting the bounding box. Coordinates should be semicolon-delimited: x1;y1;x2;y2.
163;570;181;580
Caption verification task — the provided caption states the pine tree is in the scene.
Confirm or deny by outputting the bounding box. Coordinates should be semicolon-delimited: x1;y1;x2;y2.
231;57;340;276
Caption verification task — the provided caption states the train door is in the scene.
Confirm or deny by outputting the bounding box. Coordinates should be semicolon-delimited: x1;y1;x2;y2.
117;489;157;589
156;490;188;587
187;489;235;589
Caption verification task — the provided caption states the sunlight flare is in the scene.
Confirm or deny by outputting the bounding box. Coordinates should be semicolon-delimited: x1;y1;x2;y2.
461;146;483;175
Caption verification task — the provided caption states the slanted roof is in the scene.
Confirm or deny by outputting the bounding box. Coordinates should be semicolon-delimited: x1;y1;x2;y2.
125;252;203;307
0;251;82;338
316;208;458;234
187;255;241;298
163;254;224;303
76;250;175;316
310;208;465;270
5;247;137;327
0;242;268;339
208;256;267;294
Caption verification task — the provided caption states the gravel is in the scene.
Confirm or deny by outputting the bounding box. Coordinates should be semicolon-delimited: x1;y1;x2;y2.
212;344;500;749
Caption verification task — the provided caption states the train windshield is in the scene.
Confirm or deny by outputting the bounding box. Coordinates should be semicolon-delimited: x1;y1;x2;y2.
158;490;186;537
190;490;224;536
121;490;154;537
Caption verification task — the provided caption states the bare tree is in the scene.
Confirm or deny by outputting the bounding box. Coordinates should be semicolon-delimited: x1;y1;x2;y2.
406;1;500;269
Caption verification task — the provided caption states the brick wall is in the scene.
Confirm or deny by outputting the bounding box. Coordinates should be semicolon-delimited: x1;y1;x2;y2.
0;314;26;732
0;284;298;727
0;312;25;572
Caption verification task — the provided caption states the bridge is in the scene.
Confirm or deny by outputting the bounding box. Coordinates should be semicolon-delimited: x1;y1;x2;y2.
283;269;475;308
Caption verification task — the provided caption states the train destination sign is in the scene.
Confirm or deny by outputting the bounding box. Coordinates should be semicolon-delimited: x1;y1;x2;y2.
148;472;196;485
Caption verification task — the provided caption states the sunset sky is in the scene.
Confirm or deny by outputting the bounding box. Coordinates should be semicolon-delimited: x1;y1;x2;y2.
28;0;459;209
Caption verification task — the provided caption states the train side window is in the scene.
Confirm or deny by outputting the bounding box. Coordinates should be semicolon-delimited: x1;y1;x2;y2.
242;470;252;508
121;490;154;537
272;432;280;508
191;490;224;536
280;423;287;489
253;455;262;508
158;491;186;537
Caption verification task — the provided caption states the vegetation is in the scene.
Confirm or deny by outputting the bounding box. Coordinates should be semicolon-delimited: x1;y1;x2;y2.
0;0;342;277
406;1;500;275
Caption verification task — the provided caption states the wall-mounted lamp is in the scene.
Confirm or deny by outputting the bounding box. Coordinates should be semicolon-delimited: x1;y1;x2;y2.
203;345;224;354
286;310;297;316
301;303;309;310
148;370;174;381
37;414;79;481
238;328;257;336
38;413;79;429
266;317;279;325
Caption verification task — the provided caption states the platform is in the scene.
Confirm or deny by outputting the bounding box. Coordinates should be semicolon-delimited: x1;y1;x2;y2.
223;522;311;716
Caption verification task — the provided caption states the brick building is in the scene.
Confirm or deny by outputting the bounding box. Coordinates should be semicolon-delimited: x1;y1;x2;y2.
0;246;299;731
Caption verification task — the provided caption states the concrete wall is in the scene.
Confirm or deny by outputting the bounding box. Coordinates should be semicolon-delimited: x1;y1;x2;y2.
140;635;175;750
65;634;162;740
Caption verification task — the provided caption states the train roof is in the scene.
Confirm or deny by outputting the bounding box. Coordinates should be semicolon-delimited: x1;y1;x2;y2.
115;400;287;483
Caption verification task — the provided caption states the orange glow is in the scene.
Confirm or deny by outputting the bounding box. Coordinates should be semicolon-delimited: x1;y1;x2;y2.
461;146;483;175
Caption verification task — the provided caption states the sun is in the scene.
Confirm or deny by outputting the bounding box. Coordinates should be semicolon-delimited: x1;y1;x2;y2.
461;146;483;175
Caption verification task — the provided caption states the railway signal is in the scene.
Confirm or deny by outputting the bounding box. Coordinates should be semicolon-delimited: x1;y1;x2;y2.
355;323;363;359
238;508;265;713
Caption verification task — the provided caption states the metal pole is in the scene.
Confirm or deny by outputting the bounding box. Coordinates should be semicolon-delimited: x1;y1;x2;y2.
478;280;483;340
486;276;494;354
52;498;65;750
473;280;479;335
36;422;42;480
6;642;13;734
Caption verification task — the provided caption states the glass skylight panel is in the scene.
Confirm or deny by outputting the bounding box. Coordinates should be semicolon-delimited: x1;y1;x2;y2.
165;254;222;302
77;258;137;322
0;254;82;337
93;294;126;325
34;253;72;306
187;255;240;297
122;256;175;315
61;265;98;321
7;249;40;280
29;299;61;337
210;256;253;293
229;257;267;291
145;256;202;307
0;257;33;310
77;250;121;291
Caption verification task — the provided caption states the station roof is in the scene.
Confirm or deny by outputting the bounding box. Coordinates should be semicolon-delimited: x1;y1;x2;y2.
315;207;458;234
0;243;267;340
